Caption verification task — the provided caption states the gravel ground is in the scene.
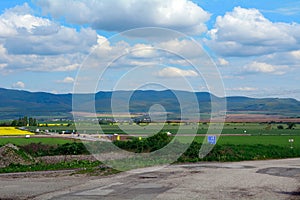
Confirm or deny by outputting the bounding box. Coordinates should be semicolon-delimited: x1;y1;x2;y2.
0;158;300;200
37;155;97;164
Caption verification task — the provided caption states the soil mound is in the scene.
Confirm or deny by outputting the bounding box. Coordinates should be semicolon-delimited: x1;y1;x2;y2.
0;143;34;168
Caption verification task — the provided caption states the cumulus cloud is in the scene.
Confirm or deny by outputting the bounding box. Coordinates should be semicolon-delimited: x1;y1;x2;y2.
130;44;157;58
207;7;300;57
0;3;208;75
36;0;210;34
87;37;205;70
12;81;25;89
4;27;97;55
0;4;97;55
0;4;98;72
158;39;204;59
58;76;75;83
257;50;300;68
243;61;289;75
0;49;83;72
157;67;198;77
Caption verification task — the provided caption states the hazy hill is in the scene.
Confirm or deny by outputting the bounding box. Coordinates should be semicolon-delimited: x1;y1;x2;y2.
0;88;71;119
0;88;300;119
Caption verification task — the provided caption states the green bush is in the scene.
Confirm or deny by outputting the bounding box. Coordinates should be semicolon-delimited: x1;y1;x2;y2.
54;142;89;155
277;125;284;129
20;142;89;156
113;132;172;153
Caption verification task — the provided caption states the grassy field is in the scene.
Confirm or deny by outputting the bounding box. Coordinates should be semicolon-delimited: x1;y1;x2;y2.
1;135;298;148
185;135;300;148
0;137;77;146
2;122;299;147
31;122;300;136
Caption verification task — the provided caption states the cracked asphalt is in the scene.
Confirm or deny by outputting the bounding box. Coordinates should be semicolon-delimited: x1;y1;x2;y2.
0;158;300;200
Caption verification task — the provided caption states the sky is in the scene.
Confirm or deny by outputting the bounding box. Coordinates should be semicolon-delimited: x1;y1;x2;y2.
0;0;300;99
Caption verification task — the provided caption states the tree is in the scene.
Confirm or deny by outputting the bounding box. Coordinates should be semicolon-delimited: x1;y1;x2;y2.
28;117;37;126
287;122;296;129
11;116;38;127
23;116;28;126
11;120;18;127
277;125;284;129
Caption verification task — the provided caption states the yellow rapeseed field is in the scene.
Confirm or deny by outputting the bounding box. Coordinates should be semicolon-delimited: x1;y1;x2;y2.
0;127;34;136
38;123;69;127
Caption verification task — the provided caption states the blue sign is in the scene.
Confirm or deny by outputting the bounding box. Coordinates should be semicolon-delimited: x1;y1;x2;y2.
207;135;217;144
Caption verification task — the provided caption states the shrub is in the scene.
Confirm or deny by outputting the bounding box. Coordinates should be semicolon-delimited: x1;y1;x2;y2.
277;125;284;129
21;142;89;156
114;132;172;153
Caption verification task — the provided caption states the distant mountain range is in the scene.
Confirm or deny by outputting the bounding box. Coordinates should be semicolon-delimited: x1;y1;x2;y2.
0;88;300;119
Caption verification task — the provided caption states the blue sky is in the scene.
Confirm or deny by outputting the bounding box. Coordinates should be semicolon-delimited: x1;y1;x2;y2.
0;0;300;99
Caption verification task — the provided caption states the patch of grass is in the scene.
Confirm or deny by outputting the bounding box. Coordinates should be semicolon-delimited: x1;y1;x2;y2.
74;165;120;176
0;137;78;146
0;160;101;173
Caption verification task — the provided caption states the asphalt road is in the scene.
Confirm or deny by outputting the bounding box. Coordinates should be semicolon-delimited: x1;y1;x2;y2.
0;158;300;199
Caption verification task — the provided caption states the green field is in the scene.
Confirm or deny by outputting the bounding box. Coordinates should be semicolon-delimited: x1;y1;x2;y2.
181;135;300;148
1;135;298;148
31;122;300;136
0;123;299;172
2;122;299;148
0;137;77;146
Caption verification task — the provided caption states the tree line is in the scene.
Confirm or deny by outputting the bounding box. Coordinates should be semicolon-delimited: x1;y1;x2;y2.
0;116;37;127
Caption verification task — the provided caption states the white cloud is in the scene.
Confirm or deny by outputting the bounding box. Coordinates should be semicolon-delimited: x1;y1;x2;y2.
58;76;75;83
0;4;98;55
0;4;98;72
229;87;258;92
250;50;300;68
12;81;25;89
0;51;83;72
4;27;97;55
262;5;300;16
157;67;198;78
55;64;80;72
130;44;157;58
290;50;300;59
158;39;206;59
0;4;56;37
88;37;205;70
218;58;229;66
207;7;300;57
243;61;289;75
0;63;7;70
0;3;54;37
36;0;210;34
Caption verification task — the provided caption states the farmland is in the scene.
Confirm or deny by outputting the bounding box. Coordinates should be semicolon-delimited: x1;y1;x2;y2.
1;122;299;153
0;121;299;174
0;127;34;136
30;121;300;135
